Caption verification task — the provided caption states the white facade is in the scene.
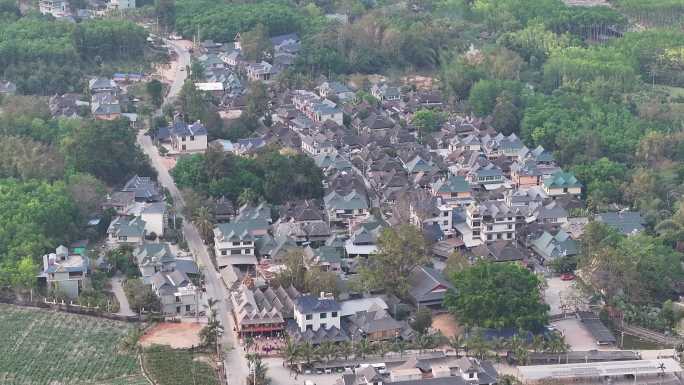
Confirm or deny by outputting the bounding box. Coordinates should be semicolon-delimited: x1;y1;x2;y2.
140;204;166;237
294;306;340;332
109;0;135;9
171;132;207;153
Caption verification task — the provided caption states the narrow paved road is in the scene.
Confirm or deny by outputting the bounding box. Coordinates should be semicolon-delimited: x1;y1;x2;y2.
110;274;135;317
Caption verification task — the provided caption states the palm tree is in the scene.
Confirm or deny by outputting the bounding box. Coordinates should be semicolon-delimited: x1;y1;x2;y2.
448;335;465;358
245;336;255;352
298;342;316;366
375;341;390;358
355;338;372;359
193;206;215;243
338;341;353;360
167;203;178;230
491;336;506;362
467;332;490;360
508;335;529;365
531;335;545;353
415;333;435;352
282;337;300;370
246;354;270;385
317;341;338;363
395;338;409;357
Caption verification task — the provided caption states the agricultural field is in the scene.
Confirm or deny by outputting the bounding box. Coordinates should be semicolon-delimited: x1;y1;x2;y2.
0;304;147;385
143;345;219;385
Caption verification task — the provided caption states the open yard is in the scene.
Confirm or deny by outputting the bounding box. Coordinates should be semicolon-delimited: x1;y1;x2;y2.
0;304;147;385
140;321;204;349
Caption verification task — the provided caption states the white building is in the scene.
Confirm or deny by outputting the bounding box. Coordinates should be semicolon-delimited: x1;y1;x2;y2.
139;202;166;237
169;119;208;153
213;221;269;267
39;0;68;17
41;245;89;299
293;294;341;332
108;0;135;10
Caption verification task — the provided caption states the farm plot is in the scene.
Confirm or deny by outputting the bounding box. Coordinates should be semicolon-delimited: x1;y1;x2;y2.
143;345;219;385
0;304;147;385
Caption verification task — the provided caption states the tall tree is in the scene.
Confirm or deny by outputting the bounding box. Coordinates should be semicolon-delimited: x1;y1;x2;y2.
445;262;549;331
356;224;428;299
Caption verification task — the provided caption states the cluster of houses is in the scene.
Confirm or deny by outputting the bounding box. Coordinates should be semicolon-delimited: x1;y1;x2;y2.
39;175;200;315
189;32;301;107
38;0;135;20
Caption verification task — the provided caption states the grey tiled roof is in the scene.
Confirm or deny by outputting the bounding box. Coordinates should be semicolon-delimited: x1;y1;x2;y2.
295;294;340;313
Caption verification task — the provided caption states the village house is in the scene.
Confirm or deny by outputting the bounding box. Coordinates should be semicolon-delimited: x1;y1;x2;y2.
246;61;273;81
530;229;579;264
316;81;355;101
293;293;341;332
107;216;146;246
122;175;161;202
151;270;198;316
407;266;453;308
371;83;401;102
542;171;582;197
39;0;68;17
40;245;89;299
169;119;208;154
324;190;369;224
107;0;135;10
133;242;175;279
88;77;118;95
91;92;121;120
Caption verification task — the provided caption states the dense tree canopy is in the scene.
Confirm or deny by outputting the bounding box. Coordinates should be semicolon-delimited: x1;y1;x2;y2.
0;15;147;94
171;147;323;205
445;262;549;331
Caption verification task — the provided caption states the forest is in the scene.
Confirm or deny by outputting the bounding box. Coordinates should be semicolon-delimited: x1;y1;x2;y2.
0;1;148;94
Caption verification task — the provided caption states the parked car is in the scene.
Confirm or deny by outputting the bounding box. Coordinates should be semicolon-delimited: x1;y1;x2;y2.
560;273;575;281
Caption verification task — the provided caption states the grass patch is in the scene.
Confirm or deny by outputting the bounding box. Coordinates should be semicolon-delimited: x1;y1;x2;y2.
143;345;219;385
0;304;144;385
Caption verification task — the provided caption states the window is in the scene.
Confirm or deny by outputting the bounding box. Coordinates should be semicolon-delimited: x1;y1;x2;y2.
473;221;480;227
182;136;186;141
321;322;327;329
176;306;181;313
190;135;195;140
507;224;513;230
331;312;338;318
497;233;502;240
306;314;312;320
175;296;181;302
443;221;449;226
473;230;480;236
443;212;449;217
231;249;241;255
221;250;227;256
487;234;492;240
320;312;327;319
306;325;313;331
232;241;241;246
181;145;186;151
186;305;191;312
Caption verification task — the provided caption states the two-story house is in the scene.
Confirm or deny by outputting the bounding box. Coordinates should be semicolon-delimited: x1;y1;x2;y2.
294;294;341;332
316;81;355;102
151;270;197;316
213;220;269;268
324;190;369;224
107;216;146;246
431;175;473;207
41;245;89;299
170;119;208;153
133;243;175;279
370;83;401;102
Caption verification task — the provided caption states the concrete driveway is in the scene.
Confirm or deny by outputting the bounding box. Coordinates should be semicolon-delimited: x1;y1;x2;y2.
110;274;135;317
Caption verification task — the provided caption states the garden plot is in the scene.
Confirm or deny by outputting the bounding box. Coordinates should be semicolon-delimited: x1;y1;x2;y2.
0;304;147;385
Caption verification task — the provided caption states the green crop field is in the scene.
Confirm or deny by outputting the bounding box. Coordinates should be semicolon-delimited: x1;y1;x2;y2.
143;346;219;385
0;304;148;385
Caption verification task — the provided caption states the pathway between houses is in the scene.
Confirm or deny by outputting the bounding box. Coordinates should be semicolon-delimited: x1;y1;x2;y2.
111;274;136;317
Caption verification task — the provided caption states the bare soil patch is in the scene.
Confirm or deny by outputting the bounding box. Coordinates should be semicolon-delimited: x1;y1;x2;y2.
432;313;463;338
140;322;204;349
